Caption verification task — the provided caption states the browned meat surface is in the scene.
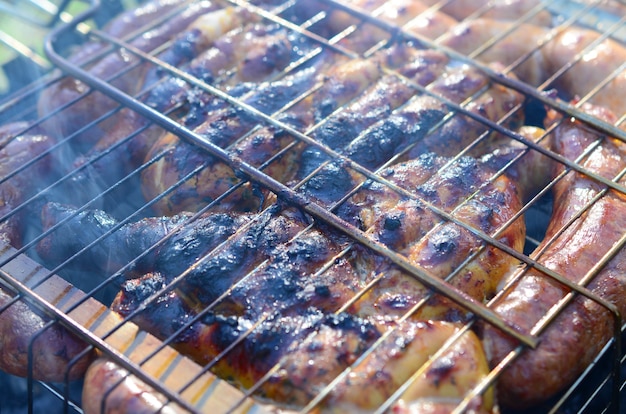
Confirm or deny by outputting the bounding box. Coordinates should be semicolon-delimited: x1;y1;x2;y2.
339;152;525;321
140;63;323;214
418;0;553;26
38;1;222;143
142;41;526;216
15;1;626;412
482;104;626;408
438;18;626;118
39;142;528;411
112;285;494;412
65;0;191;67
68;18;301;204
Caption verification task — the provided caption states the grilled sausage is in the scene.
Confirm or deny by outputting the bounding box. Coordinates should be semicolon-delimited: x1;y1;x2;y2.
82;358;187;414
0;125;96;382
439;18;626;118
482;104;626;408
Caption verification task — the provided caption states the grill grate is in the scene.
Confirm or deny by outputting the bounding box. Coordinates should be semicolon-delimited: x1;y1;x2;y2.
0;0;625;413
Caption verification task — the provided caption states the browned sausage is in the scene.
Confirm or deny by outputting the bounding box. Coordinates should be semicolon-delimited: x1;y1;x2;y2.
482;104;626;408
0;124;96;382
82;358;187;414
0;287;95;381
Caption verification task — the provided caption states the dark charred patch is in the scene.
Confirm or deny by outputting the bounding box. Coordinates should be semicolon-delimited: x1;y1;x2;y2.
348;116;405;169
314;116;359;149
381;294;413;311
322;312;380;342
300;161;355;205
438;156;481;191
245;66;317;115
155;213;243;277
378;211;406;249
429;225;461;259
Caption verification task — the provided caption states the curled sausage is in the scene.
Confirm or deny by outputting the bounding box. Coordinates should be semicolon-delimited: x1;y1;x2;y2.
482;104;626;408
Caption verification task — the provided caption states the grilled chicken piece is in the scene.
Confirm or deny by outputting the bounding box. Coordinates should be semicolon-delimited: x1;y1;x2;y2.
41;146;528;323
112;283;494;413
39;143;527;410
139;49;387;214
143;41;525;216
38;1;222;142
481;103;626;408
68;18;299;204
36;202;196;274
141;63;323;214
338;152;525;321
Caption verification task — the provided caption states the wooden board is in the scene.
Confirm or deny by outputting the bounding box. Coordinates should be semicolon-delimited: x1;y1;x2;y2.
0;242;279;413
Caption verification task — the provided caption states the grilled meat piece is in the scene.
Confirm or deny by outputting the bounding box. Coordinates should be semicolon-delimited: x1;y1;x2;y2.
41;145;526;411
482;104;626;408
0;286;95;382
39;1;222;143
112;282;494;412
43;146;527;322
139;48;385;214
0;123;56;247
68;17;299;204
65;0;191;67
143;41;524;216
82;358;186;414
36;202;197;275
418;0;553;26
141;63;323;214
0;125;95;382
338;152;526;321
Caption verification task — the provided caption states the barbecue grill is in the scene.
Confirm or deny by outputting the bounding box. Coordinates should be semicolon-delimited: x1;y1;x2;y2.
0;0;625;413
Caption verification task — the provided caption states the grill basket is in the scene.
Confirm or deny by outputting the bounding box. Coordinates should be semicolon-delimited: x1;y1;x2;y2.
0;0;625;413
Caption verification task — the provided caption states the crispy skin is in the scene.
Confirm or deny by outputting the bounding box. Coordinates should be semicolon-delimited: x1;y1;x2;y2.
143;42;524;216
339;153;525;321
69;18;299;204
112;284;494;412
37;202;196;275
93;151;523;412
482;104;626;408
141;64;322;214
